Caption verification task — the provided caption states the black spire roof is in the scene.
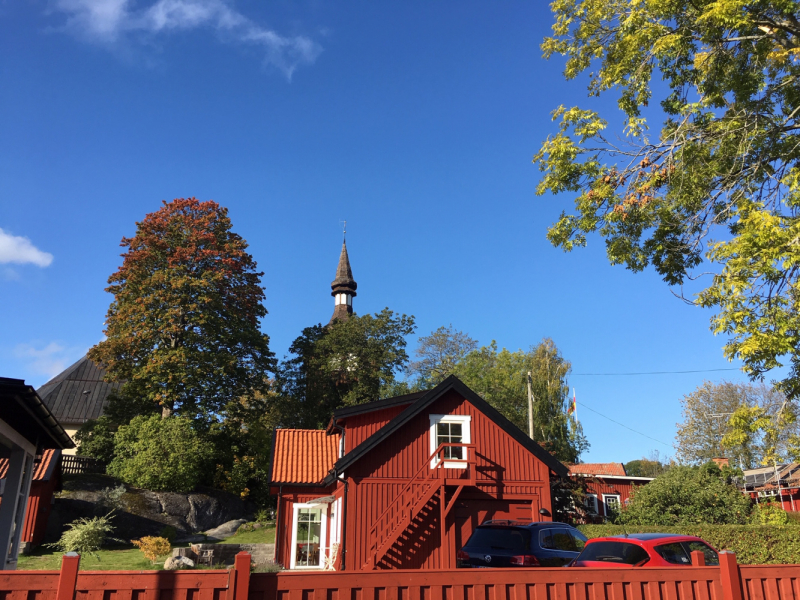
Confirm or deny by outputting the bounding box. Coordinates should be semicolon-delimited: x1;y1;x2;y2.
330;239;357;322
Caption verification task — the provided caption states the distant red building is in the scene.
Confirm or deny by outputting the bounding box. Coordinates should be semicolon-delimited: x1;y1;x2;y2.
741;463;800;512
568;463;653;522
269;376;568;571
0;449;62;547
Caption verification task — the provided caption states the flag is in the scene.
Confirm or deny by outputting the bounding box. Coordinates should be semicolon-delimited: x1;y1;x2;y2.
568;389;577;419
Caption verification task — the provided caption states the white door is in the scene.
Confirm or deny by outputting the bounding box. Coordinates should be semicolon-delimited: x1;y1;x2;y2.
290;504;327;569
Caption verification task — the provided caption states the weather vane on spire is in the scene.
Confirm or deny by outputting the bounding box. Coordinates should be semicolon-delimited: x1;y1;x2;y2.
341;219;347;240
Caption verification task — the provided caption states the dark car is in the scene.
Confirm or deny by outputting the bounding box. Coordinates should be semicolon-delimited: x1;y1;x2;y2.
567;533;719;568
457;520;588;567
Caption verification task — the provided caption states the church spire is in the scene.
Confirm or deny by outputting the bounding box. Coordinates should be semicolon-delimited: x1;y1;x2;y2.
330;237;357;323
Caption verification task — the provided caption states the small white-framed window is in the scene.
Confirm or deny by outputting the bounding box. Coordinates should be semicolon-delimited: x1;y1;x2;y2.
429;414;471;468
584;493;598;514
602;494;621;516
289;503;327;569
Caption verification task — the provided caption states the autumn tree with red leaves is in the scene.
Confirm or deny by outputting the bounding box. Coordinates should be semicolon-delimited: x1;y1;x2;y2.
89;198;275;421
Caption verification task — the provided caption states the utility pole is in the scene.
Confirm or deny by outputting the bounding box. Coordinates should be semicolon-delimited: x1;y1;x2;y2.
527;371;534;439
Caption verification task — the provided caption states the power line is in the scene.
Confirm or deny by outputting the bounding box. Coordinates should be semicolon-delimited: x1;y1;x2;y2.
573;367;741;377
576;401;677;450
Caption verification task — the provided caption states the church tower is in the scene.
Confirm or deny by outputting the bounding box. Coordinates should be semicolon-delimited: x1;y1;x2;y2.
330;238;357;323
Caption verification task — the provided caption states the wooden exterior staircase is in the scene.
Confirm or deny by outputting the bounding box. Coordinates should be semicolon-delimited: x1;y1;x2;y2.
363;443;475;570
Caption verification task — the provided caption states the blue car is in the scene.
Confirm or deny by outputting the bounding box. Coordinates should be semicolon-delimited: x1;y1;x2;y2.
457;520;588;567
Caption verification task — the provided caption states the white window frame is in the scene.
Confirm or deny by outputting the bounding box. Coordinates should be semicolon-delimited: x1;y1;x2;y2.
584;493;598;514
429;414;471;468
289;503;328;570
602;494;621;516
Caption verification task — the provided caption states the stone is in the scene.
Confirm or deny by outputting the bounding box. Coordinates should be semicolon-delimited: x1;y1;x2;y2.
204;519;246;540
164;556;195;570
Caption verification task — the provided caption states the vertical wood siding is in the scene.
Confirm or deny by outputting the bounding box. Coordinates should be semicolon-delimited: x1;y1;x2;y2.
343;406;410;453
582;479;643;517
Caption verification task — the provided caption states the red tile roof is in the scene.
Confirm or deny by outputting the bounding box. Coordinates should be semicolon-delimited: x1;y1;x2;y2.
271;429;340;484
0;449;61;481
569;462;627;477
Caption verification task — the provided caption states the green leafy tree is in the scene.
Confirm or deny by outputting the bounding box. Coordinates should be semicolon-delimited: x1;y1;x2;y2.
408;325;478;388
724;400;800;465
89;198;275;420
108;415;213;493
455;338;589;463
279;309;416;428
535;1;800;401
620;462;752;525
624;455;671;478
676;381;797;467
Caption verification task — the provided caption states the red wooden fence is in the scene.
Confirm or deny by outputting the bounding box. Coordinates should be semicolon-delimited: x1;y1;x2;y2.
2;551;800;600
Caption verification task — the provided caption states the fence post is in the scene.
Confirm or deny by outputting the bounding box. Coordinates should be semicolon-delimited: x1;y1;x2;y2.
691;550;706;566
719;551;743;600
234;552;251;600
56;552;80;600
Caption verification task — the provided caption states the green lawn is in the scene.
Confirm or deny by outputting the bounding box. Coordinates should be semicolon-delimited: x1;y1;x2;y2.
220;524;275;544
17;525;275;571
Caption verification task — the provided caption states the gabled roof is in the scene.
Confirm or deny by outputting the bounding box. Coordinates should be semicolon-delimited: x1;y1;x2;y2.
270;429;340;485
324;375;569;483
569;463;627;477
0;449;61;482
37;356;122;425
0;377;74;449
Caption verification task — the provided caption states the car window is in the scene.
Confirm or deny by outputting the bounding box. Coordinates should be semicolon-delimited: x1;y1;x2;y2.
654;543;691;565
683;541;719;566
466;528;531;551
570;530;588;551
552;529;576;551
578;541;649;565
539;529;555;549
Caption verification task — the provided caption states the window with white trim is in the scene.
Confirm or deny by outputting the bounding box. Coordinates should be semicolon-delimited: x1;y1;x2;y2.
429;414;471;467
603;494;621;516
289;504;327;569
584;493;598;514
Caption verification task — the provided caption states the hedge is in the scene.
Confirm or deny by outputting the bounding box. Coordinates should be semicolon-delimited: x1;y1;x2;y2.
578;524;800;565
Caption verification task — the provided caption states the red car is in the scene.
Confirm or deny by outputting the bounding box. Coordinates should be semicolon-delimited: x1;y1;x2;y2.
568;533;719;568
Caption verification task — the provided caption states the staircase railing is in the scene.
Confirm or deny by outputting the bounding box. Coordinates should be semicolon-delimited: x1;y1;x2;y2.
364;442;475;569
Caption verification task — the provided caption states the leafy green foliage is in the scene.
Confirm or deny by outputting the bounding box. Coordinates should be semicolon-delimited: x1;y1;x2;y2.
408;325;477;388
624;457;670;478
536;1;800;400
724;400;800;465
676;381;797;467
455;338;588;463
751;502;791;525
89;198;275;421
578;524;800;565
47;514;119;557
278;309;415;428
108;415;213;493
619;463;752;525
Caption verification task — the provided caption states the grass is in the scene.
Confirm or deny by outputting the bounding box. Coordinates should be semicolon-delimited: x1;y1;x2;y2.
220;524;275;544
17;524;276;570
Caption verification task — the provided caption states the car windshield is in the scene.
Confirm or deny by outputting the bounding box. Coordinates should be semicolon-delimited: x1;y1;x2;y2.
577;541;649;565
465;528;531;551
654;543;691;565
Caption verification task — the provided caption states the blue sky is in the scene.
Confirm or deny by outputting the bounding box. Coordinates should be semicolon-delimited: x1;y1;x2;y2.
0;1;761;464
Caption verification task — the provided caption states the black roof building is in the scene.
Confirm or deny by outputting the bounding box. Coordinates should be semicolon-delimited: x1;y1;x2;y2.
36;356;121;427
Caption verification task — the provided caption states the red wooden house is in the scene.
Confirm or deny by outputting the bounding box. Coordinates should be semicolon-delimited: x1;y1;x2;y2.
269;376;568;571
567;463;653;522
0;449;63;549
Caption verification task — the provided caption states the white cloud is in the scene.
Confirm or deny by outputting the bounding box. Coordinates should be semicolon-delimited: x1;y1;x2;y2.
0;228;54;267
52;0;322;78
13;342;71;379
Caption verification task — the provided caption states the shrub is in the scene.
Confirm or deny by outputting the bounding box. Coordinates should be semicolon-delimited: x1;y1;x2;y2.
108;415;212;493
751;502;790;525
159;525;178;541
236;522;258;535
47;514;118;556
578;524;800;564
132;536;172;563
619;463;752;525
255;508;273;524
74;416;117;465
